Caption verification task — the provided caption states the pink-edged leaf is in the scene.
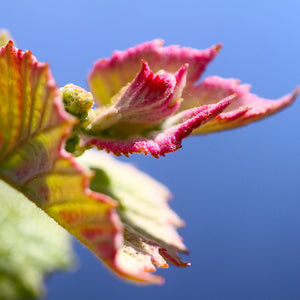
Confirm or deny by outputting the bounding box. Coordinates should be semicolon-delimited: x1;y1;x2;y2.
83;95;235;158
88;40;297;146
77;152;189;284
0;42;122;278
88;39;221;107
181;76;298;134
89;61;187;132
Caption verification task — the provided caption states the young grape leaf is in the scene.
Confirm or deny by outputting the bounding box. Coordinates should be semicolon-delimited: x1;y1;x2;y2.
84;40;297;157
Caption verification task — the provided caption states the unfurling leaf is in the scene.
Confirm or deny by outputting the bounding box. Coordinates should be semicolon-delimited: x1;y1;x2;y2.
81;40;297;157
89;61;187;132
86;95;235;158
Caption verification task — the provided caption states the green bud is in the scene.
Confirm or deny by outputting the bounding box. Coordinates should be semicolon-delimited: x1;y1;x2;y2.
60;84;94;117
60;84;96;156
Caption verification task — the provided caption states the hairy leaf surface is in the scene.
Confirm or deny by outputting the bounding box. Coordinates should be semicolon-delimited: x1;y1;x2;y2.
84;40;297;157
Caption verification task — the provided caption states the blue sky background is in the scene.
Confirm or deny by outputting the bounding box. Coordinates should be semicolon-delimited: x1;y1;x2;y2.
1;1;300;299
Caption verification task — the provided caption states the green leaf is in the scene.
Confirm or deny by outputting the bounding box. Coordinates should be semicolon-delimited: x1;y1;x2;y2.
0;179;74;300
77;152;189;284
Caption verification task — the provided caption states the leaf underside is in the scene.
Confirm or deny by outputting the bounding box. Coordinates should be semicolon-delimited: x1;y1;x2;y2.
77;152;189;284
